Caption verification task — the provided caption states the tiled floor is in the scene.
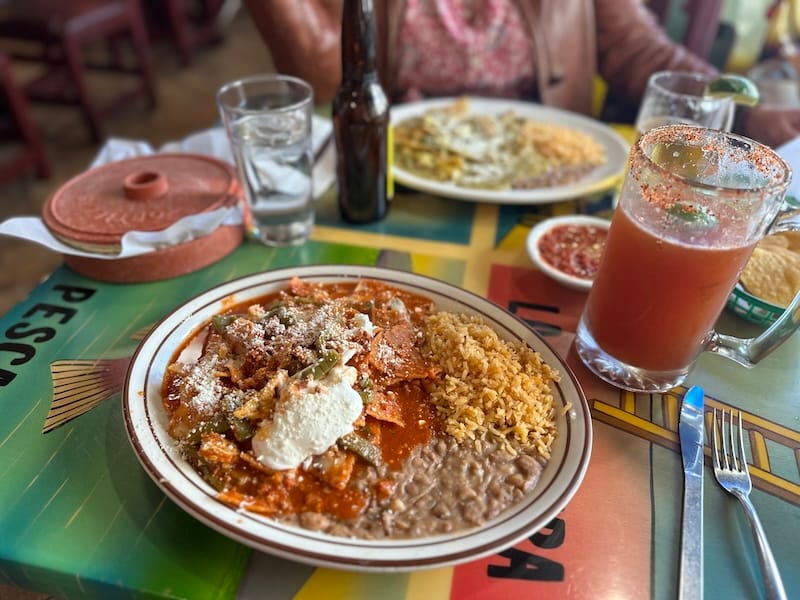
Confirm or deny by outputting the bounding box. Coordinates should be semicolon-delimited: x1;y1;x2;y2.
0;6;271;597
0;5;272;318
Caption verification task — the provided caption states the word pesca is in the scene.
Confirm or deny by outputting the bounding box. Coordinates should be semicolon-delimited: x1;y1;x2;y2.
0;284;96;387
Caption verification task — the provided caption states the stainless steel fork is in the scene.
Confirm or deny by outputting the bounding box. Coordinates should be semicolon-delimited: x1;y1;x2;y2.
711;408;788;600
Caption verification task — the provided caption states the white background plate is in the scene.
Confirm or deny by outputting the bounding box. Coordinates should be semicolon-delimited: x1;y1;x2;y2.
124;265;592;571
391;97;629;204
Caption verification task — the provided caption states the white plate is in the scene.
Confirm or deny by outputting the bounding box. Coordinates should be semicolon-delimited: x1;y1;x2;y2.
526;215;611;292
123;265;592;572
391;97;629;204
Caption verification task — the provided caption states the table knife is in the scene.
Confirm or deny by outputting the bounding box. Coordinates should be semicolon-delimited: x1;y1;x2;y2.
679;385;705;600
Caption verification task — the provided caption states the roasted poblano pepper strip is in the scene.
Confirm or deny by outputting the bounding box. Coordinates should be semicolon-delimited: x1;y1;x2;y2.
262;304;295;326
353;299;374;313
229;417;255;442
357;374;374;404
221;395;255;442
338;432;381;466
211;314;236;333
292;350;340;380
184;413;229;444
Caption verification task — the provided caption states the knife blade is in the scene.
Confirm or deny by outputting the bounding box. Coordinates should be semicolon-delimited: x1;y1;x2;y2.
679;385;705;600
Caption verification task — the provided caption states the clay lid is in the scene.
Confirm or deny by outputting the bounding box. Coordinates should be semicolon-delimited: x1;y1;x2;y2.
43;153;241;253
42;153;245;283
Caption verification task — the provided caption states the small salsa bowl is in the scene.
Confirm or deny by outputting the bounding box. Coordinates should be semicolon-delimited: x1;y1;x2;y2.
526;215;611;292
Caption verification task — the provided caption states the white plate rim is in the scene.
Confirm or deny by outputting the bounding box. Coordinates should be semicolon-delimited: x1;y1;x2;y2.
123;265;592;572
390;97;629;205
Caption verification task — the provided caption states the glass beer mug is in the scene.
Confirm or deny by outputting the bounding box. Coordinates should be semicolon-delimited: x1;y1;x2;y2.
575;124;800;392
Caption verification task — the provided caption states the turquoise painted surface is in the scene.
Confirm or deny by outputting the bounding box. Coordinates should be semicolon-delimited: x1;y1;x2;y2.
0;240;385;599
0;237;467;599
495;193;615;245
315;189;475;245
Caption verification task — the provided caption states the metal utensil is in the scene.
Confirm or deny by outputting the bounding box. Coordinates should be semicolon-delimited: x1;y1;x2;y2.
679;385;705;600
712;408;788;600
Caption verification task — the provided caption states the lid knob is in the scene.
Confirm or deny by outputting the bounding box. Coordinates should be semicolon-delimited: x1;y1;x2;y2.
123;171;168;200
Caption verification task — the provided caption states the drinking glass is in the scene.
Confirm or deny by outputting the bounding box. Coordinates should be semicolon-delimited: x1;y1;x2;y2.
635;71;734;136
575;124;800;392
217;74;314;246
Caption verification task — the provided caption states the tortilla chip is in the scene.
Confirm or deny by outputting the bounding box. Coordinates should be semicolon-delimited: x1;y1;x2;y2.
740;245;800;308
779;231;800;252
758;233;790;250
365;392;405;427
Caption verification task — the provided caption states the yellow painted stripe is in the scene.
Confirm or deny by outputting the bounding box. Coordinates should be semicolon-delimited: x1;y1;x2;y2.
462;203;499;296
749;431;770;471
622;391;636;414
410;254;450;278
751;465;800;498
743;413;800;443
405;567;453;600
311;226;467;259
496;224;529;251
593;402;677;443
294;569;356;600
663;393;679;431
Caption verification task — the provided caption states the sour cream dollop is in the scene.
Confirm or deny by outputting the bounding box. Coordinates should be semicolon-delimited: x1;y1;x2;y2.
252;365;363;470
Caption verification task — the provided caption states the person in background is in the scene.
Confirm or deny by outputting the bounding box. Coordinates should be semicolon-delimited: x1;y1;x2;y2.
243;0;800;148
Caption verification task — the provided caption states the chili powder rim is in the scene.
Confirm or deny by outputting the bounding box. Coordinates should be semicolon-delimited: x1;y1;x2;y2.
633;124;792;197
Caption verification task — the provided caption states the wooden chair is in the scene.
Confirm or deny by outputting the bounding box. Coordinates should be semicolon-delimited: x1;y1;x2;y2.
0;51;49;186
142;0;229;66
0;0;158;142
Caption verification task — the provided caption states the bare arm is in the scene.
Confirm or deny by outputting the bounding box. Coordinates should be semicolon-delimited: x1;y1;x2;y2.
594;0;800;147
594;0;715;105
737;105;800;148
243;0;344;103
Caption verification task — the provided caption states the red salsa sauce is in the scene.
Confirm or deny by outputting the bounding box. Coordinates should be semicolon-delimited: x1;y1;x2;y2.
538;223;607;280
161;279;441;521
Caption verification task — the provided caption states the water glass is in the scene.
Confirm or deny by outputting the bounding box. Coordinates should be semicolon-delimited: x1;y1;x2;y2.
635;71;734;136
575;124;800;392
217;74;314;246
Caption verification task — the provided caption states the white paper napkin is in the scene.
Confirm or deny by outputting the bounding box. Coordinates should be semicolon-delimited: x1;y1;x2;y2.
777;136;800;199
0;116;335;260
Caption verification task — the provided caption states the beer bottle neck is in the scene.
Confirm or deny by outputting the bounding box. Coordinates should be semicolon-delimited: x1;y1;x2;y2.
340;0;379;81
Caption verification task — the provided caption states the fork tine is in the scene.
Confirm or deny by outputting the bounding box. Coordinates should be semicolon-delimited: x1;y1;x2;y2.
722;408;732;470
728;409;739;471
736;410;746;473
712;408;721;468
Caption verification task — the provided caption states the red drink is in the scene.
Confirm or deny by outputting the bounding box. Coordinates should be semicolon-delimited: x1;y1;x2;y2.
585;207;755;371
575;125;793;392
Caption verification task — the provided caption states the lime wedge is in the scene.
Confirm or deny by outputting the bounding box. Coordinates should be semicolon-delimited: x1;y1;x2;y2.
651;141;704;178
704;74;760;106
667;201;718;228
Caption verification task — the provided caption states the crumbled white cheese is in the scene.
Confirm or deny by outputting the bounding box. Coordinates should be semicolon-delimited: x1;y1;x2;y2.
187;356;221;414
351;312;374;336
252;366;363;470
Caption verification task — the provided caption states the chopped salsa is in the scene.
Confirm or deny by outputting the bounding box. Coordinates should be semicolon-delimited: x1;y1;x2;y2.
538;223;607;280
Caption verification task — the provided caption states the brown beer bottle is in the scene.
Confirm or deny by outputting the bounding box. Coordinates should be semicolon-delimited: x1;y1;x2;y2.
332;0;390;223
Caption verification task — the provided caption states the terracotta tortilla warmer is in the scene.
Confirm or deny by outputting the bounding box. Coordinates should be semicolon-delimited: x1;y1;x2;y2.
42;153;244;283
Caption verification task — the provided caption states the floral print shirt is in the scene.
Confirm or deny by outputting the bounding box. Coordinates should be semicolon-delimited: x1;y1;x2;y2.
395;0;537;101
